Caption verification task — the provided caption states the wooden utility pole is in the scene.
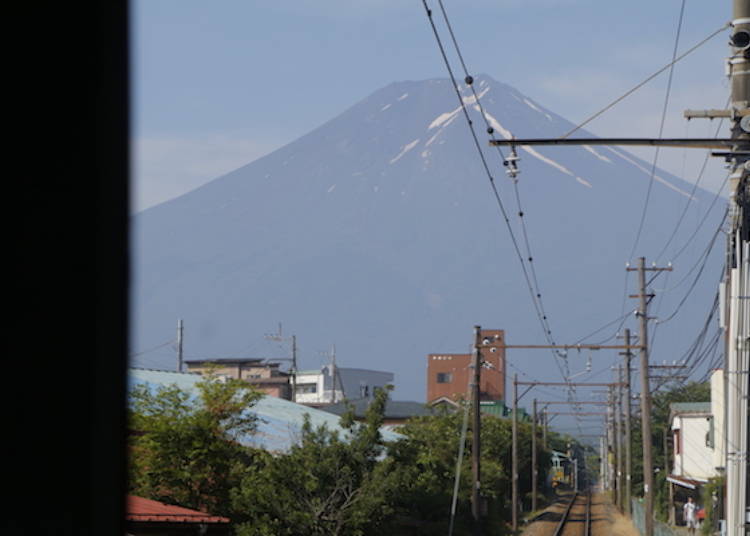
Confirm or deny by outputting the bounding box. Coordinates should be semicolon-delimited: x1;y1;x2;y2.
627;257;671;536
176;318;184;373
291;335;297;403
620;328;634;515
471;325;482;535
615;367;624;512
532;398;538;512
512;373;518;532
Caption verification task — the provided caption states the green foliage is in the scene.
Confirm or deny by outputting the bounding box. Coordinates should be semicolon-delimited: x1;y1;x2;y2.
700;476;724;535
128;374;262;516
231;387;394;536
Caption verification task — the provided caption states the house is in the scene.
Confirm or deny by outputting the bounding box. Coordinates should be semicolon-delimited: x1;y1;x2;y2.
126;495;230;535
426;329;506;403
666;370;725;525
293;366;394;407
129;368;401;453
184;357;291;399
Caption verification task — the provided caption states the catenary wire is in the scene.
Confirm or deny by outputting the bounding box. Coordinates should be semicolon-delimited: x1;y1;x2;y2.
628;0;687;260
561;22;730;139
420;1;572;389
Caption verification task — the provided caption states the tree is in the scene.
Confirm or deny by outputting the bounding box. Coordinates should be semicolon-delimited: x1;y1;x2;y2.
128;374;262;516
232;387;395;536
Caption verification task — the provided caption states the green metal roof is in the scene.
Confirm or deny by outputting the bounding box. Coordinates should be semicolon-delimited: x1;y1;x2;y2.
670;402;711;414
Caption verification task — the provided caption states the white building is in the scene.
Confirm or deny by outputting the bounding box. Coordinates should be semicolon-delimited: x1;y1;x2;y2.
293;365;394;406
669;401;714;481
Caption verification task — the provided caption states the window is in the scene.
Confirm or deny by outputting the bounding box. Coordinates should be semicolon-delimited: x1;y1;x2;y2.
674;429;681;454
296;383;317;394
706;417;715;449
436;372;452;384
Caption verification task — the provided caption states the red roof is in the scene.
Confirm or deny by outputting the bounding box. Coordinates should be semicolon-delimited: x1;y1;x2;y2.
126;495;229;524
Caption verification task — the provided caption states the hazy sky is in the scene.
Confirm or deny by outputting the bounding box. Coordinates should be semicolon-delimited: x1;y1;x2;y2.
132;0;732;212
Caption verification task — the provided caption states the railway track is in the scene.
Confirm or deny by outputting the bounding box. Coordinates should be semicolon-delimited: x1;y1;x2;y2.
551;490;592;536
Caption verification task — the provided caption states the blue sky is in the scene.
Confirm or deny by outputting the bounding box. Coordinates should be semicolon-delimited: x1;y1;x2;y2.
132;1;732;212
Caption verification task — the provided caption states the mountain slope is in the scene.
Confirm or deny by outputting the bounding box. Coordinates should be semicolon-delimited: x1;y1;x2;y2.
132;75;724;400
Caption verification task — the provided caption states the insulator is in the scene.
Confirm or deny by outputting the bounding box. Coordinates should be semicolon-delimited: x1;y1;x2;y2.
465;75;474;85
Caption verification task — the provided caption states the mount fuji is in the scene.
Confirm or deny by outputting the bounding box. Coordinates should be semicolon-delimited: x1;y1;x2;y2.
132;74;724;401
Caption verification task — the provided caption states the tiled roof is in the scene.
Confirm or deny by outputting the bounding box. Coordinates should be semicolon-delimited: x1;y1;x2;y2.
128;368;401;453
126;495;229;524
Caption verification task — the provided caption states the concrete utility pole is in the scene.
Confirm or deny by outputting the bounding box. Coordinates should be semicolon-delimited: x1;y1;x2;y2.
627;257;671;536
471;325;482;535
725;1;750;533
512;373;518;532
176;318;184;373
619;328;634;515
532;398;538;512
615;367;624;512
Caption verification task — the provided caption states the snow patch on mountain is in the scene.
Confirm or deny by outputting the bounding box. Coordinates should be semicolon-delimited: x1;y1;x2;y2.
605;147;694;199
381;103;392;111
583;145;612;163
523;98;552;121
390;139;420;164
397;93;409;101
462;87;490;105
428;107;462;130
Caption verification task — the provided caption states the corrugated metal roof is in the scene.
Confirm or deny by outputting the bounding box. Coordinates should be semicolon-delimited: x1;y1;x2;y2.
128;368;400;453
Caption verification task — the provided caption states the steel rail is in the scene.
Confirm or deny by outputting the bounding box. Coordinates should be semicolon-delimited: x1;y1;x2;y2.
552;492;579;536
584;490;592;536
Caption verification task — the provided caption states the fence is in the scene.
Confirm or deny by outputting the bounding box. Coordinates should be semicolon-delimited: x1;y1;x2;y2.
631;498;681;536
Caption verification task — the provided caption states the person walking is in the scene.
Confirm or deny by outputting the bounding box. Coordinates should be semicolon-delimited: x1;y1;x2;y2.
683;496;698;534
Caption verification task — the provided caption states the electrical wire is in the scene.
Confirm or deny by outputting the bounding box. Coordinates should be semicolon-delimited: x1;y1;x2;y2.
561;22;730;139
655;97;730;263
628;0;687;260
420;0;572;388
129;339;175;358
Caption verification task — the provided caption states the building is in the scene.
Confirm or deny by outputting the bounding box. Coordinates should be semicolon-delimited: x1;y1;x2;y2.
129;368;402;453
321;398;437;427
126;495;231;535
293;366;394;407
184;357;291;399
426;329;506;403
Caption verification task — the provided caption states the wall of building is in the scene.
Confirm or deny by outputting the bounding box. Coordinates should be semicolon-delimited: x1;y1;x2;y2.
672;414;715;480
293;367;394;405
710;369;725;473
426;329;506;403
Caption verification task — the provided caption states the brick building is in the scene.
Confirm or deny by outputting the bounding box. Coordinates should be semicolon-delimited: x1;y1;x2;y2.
426;329;506;403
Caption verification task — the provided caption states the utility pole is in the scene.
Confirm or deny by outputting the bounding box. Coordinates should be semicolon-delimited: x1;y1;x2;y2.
176;318;184;373
542;411;547;450
725;1;750;533
615;367;624;512
619;328;634;515
471;325;482;535
627;257;671;536
265;324;298;403
532;398;538;512
512;373;518;532
291;335;297;403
